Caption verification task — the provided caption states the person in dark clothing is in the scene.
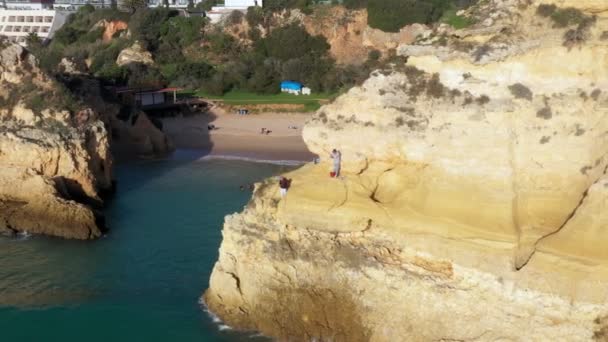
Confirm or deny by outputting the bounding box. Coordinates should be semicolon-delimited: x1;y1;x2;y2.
279;177;291;197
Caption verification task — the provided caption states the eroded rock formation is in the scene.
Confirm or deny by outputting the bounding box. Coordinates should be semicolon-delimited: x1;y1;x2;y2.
116;41;154;67
205;0;608;340
0;43;113;238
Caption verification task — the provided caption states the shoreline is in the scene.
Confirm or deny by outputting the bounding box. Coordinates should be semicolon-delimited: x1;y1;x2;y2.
162;110;317;164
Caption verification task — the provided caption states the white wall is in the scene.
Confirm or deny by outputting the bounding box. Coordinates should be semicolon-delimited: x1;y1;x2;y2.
224;0;262;8
0;9;59;44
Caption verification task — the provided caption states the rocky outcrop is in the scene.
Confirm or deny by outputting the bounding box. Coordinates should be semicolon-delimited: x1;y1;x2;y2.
116;41;154;67
111;112;174;158
302;7;428;64
92;19;129;43
61;76;174;159
222;6;428;65
0;167;100;239
205;0;608;340
0;44;112;239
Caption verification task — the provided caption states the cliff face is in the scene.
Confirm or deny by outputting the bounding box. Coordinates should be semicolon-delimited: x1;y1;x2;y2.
222;6;426;65
205;0;608;340
0;44;112;239
301;7;426;65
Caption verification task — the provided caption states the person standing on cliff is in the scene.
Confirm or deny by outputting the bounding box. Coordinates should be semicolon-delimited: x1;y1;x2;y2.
330;149;342;178
279;177;291;197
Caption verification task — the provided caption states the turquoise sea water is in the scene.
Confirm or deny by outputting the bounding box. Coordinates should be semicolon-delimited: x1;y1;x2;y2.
0;151;293;341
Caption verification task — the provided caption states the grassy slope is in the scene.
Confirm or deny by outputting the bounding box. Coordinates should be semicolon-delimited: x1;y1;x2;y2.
187;90;337;112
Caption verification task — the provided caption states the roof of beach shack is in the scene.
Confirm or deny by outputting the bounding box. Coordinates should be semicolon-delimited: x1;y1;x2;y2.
280;81;303;90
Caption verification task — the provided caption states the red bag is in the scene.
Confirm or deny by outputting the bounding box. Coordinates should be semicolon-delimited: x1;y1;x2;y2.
330;171;336;177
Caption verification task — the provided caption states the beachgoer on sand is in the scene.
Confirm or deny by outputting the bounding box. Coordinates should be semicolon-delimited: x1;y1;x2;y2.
279;177;291;197
330;149;341;178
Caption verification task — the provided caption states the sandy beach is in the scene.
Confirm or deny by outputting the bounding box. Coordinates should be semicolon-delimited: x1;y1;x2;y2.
162;107;317;162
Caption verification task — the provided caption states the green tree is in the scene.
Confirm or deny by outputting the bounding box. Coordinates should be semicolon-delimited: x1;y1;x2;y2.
130;8;174;51
343;0;367;9
122;0;147;14
25;32;42;53
367;0;452;32
256;23;329;61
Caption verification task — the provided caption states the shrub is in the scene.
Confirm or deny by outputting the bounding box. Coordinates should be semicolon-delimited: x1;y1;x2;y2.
440;8;474;29
426;73;445;98
563;16;596;49
54;26;85;45
550;7;588;28
368;49;381;61
256;23;329;61
508;83;533;101
168;62;214;88
476;94;490;105
96;63;128;84
263;0;314;13
249;26;262;41
367;0;453;32
80;27;104;44
343;0;367;9
125;63;166;88
201;71;233;96
247;63;281;94
537;106;552;119
89;39;128;74
227;10;245;25
395;116;405;127
130;8;175;51
246;6;265;27
536;4;556;17
160;16;205;47
155;41;184;64
37;48;63;72
196;0;220;11
473;44;493;62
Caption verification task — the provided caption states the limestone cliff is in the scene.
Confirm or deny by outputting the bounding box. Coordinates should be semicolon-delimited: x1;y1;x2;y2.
0;43;112;239
222;6;427;65
205;0;608;340
116;41;154;67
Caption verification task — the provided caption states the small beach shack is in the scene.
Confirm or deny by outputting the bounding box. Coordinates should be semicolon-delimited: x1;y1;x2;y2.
113;87;183;109
280;81;303;95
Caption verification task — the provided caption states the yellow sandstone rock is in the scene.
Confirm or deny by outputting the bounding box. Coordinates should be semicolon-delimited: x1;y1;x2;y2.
0;43;112;238
205;1;608;340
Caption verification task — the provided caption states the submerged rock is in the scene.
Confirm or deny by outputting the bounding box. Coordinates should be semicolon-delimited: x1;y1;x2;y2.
205;0;608;340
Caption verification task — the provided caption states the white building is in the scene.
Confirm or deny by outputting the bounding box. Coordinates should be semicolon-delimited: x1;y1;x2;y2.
145;0;208;9
2;0;54;10
0;8;69;44
53;0;110;10
222;0;262;8
207;0;262;23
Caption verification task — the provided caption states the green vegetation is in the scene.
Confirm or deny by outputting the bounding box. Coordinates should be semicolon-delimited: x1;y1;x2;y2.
192;90;335;112
536;4;593;28
366;0;476;32
32;0;470;111
508;83;533;101
245;0;476;31
440;8;475;29
536;5;597;49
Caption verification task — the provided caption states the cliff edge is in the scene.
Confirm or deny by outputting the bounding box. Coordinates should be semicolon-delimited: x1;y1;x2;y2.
205;0;608;340
0;43;112;239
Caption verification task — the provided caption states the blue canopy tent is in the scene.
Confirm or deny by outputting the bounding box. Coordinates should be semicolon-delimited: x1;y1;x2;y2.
281;81;303;93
